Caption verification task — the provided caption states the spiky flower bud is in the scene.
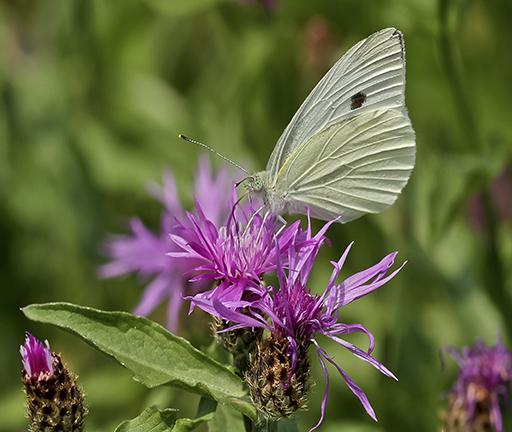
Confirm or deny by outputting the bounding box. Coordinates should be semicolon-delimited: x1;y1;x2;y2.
20;333;87;432
246;333;312;420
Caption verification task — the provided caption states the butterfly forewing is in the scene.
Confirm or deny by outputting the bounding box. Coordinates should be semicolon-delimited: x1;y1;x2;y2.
266;28;408;181
274;109;415;223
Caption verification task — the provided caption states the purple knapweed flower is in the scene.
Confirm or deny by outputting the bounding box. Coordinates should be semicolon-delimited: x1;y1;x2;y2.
170;201;309;316
442;336;512;432
210;217;404;429
99;155;237;333
20;332;54;379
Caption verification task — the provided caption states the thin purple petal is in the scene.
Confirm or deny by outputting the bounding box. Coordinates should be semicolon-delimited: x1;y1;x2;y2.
20;332;54;377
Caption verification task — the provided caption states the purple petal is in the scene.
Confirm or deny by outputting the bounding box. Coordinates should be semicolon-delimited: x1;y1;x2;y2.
132;272;173;317
315;341;378;421
310;339;329;432
20;332;54;377
194;154;233;228
147;170;185;221
166;290;184;334
491;396;503;432
337;254;405;306
319;243;353;312
212;299;268;329
323;323;376;353
329;334;397;380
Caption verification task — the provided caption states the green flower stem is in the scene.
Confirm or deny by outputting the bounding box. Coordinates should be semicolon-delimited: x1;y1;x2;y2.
253;412;278;432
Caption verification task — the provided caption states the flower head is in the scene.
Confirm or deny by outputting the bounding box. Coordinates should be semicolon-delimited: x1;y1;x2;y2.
210;215;404;429
442;336;512;432
99;155;236;333
170;202;309;316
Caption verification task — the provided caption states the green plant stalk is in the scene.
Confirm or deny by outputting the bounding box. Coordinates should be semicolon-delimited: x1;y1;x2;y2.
438;0;480;152
252;411;278;432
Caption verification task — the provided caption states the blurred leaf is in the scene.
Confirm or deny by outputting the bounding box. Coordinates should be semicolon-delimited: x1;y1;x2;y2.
22;302;257;420
0;389;25;431
146;0;228;17
413;149;505;246
114;405;177;432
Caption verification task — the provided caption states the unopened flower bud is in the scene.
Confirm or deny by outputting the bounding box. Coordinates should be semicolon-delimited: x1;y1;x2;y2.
20;332;87;432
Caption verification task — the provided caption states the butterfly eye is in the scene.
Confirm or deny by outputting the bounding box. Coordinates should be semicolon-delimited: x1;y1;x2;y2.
246;175;264;192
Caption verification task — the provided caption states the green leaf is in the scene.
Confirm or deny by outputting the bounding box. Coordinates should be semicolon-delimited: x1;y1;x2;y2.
114;400;217;432
114;405;177;432
22;302;257;420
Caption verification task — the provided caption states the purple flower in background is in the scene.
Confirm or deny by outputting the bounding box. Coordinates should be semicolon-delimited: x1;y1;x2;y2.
20;332;54;378
99;155;237;333
211;218;404;429
170;202;307;316
442;336;512;432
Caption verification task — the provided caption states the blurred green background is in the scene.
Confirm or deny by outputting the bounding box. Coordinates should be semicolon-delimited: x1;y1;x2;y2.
1;0;512;431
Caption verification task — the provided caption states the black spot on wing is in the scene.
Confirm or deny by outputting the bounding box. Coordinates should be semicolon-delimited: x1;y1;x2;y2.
350;91;366;110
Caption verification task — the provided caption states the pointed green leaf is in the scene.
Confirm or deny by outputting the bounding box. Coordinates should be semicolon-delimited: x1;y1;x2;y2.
114;401;216;432
22;302;257;420
114;405;177;432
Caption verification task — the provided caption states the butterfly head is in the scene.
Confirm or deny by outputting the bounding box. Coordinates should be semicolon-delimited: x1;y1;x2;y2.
243;172;276;210
244;173;265;193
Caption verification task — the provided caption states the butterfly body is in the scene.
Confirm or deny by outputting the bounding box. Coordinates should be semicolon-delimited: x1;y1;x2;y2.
247;28;416;223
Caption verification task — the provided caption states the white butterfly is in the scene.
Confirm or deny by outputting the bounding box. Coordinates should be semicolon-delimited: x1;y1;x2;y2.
247;28;416;223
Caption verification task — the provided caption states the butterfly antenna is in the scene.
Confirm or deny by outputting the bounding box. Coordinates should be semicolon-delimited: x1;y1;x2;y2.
235;178;250;188
179;134;251;176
